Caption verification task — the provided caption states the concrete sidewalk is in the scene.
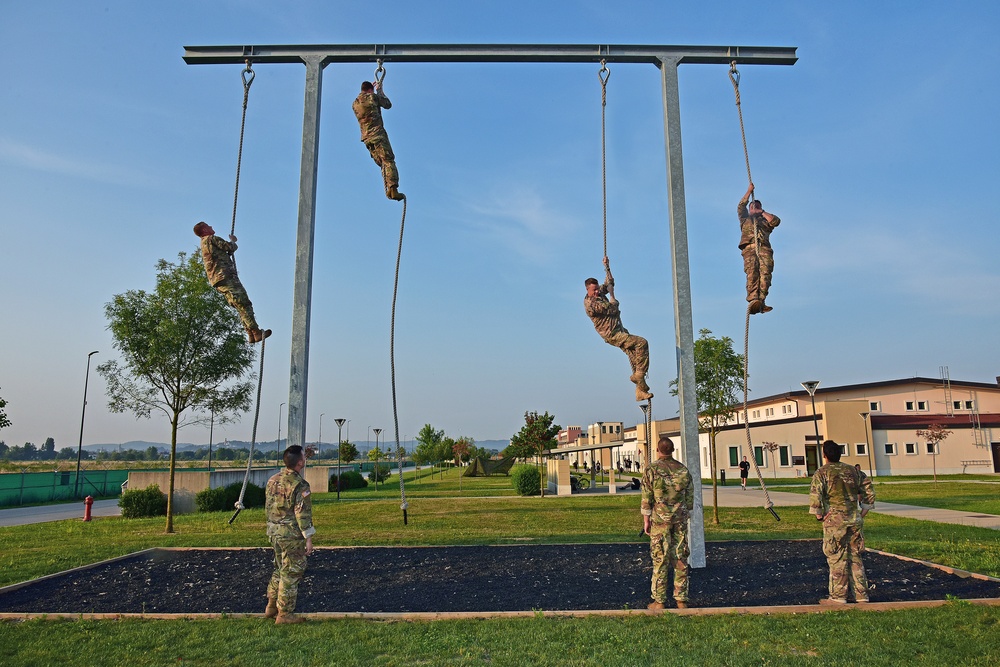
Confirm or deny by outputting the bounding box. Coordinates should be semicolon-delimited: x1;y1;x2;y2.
0;499;121;527
706;484;1000;530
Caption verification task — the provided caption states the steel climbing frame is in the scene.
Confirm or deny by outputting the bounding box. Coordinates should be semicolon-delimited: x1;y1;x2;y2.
183;43;797;568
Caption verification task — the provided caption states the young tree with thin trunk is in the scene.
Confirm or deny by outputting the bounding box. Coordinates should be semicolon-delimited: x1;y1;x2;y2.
916;424;952;482
671;329;744;525
98;252;255;533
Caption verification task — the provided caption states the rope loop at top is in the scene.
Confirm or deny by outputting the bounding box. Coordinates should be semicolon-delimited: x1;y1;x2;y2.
241;60;255;92
374;59;386;86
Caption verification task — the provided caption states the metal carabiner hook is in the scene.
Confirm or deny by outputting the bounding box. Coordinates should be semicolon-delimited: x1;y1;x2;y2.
598;59;611;87
242;60;256;89
728;60;740;88
374;59;386;86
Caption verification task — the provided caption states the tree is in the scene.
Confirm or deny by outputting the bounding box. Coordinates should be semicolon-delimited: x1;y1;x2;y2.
670;328;744;525
452;436;474;465
145;446;161;461
339;441;359;464
916;424;952;483
506;411;560;496
413;424;445;466
367;446;385;488
0;391;11;431
57;446;76;460
761;441;780;479
97;252;256;533
39;437;56;460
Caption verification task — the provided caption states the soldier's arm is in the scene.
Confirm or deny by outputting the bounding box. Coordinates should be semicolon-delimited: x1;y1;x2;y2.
808;475;827;519
376;90;392;109
293;484;317;539
640;472;653;516
211;235;236;254
763;212;780;228
859;473;875;513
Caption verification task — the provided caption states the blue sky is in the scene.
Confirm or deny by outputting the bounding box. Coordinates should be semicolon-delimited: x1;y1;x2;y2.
2;1;998;451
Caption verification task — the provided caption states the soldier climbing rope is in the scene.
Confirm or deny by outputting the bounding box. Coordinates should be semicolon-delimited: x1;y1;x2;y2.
585;60;654;404
729;59;780;521
218;59;269;523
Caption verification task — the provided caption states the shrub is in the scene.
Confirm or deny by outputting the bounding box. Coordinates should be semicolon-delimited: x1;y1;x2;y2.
194;481;265;512
119;483;168;518
330;470;367;492
511;464;541;496
367;464;392;484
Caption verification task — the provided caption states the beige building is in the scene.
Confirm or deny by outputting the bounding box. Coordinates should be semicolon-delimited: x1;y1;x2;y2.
682;377;1000;480
559;376;1000;481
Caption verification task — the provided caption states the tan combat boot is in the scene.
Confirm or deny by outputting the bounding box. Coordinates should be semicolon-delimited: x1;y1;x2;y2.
636;386;654;401
251;328;273;344
387;186;405;201
647;601;665;611
264;598;278;619
675;601;688;609
748;299;763;314
275;611;305;624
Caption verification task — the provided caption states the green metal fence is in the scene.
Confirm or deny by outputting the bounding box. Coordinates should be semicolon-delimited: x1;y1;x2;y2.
0;470;132;507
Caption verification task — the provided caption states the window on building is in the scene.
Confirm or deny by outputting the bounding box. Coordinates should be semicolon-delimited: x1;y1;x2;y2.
838;443;847;456
856;443;867;456
905;442;917;455
953;400;963;411
752;410;760;419
754;446;764;467
905;401;914;411
965;400;975;410
917;400;928;411
765;407;774;416
729;447;739;467
884;442;896;455
869;401;880;411
926;442;937;455
779;445;790;466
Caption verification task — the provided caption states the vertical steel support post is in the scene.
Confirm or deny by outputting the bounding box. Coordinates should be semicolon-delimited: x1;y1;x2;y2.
287;56;325;450
658;57;705;569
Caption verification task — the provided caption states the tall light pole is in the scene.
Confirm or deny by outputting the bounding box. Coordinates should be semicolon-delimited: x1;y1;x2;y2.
207;407;215;473
373;428;382;489
801;381;821;470
277;402;286;466
334;418;346;500
74;350;99;499
318;413;325;461
859;411;874;478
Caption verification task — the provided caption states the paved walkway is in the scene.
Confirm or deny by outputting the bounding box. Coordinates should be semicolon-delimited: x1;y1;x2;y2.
2;485;998;531
0;499;121;527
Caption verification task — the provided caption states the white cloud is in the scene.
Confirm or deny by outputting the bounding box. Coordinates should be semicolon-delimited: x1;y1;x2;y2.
0;137;152;187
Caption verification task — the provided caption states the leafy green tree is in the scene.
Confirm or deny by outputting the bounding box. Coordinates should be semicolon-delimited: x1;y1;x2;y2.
452;436;474;464
413;423;445;465
0;441;7;458
506;411;560;496
97;252;256;533
0;392;11;431
57;446;76;460
145;446;161;461
670;328;744;525
39;437;56;460
367;445;384;488
339;441;359;464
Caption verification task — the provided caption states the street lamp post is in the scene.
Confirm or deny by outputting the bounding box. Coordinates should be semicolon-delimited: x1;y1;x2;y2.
318;413;325;461
74;350;99;499
277;402;286;466
207;407;215;472
334;418;346;500
859;411;874;478
801;381;822;469
373;428;382;489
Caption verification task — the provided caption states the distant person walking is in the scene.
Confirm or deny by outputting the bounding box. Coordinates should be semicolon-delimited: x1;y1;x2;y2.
810;440;876;605
641;436;694;610
264;445;316;624
739;456;750;490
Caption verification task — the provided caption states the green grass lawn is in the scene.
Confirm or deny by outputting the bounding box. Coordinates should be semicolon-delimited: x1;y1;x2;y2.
776;479;1000;516
3;471;1000;665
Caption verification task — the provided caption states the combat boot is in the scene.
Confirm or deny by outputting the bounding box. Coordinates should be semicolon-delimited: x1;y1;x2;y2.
247;329;256;344
647;601;665;611
387;186;405;201
264;598;278;619
760;302;773;314
675;601;688;609
275;611;305;624
251;328;273;344
748;299;763;314
818;597;848;606
636;386;654;401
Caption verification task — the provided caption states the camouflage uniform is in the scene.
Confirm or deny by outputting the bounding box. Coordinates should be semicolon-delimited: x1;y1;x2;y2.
584;275;650;391
809;461;875;602
352;88;399;198
737;196;781;308
641;455;694;604
265;467;316;614
199;235;259;334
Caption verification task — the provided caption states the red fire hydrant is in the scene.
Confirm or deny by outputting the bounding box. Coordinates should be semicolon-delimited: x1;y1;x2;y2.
83;495;94;522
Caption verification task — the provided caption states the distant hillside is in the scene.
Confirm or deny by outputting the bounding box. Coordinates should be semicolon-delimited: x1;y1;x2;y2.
84;438;510;454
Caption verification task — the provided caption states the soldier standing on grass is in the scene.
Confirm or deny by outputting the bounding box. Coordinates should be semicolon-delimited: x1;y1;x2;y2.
810;439;876;605
264;445;315;624
641;436;694;610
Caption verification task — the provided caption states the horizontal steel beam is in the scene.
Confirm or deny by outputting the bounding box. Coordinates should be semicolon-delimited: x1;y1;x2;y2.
183;43;796;67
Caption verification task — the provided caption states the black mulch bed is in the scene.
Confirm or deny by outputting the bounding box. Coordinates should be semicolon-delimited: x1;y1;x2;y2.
1;541;998;614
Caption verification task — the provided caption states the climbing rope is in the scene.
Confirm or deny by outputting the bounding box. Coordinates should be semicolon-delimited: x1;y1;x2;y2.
641;400;652;470
379;57;409;525
729;60;753;193
229;334;267;524
598;59;611;260
231;60;255;238
741;305;780;521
